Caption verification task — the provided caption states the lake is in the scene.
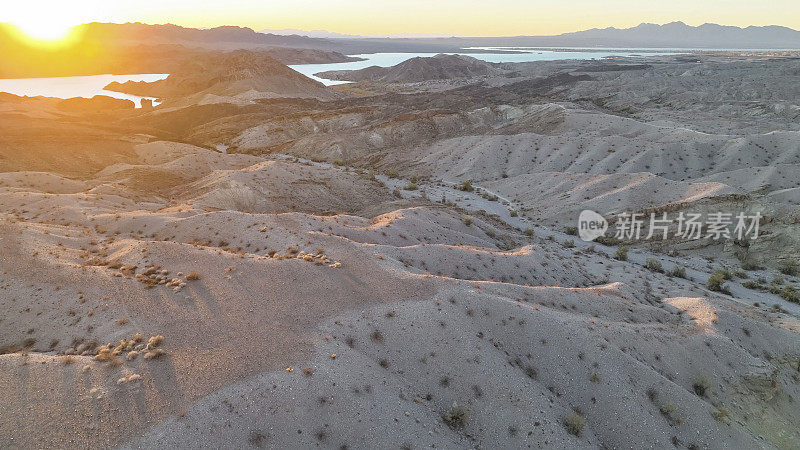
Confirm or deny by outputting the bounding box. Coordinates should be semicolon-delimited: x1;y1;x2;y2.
0;73;169;108
0;49;674;99
289;49;676;85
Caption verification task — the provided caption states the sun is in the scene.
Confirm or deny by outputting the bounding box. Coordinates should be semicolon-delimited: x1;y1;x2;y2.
14;19;77;42
5;4;86;47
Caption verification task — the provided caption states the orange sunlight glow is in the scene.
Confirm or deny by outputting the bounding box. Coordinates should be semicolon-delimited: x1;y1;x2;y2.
17;22;75;42
6;23;83;50
6;5;85;48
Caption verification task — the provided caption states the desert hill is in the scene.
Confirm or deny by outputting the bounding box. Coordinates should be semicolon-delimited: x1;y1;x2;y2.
317;54;504;83
1;136;798;448
105;51;337;104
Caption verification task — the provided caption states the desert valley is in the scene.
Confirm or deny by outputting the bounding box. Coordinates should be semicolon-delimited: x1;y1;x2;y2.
1;18;800;449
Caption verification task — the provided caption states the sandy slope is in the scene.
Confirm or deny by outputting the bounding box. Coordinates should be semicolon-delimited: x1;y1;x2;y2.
481;171;739;224
404;111;800;185
0;139;799;449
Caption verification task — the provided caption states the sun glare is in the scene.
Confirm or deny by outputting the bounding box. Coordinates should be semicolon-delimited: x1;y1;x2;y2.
6;5;86;47
15;20;76;42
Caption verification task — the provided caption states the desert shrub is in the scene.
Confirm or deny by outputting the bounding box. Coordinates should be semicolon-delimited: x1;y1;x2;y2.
332;159;344;166
742;280;762;290
565;226;578;236
564;411;585;436
741;259;761;271
463;217;473;227
659;402;682;425
594;235;619;246
146;335;164;350
403;182;418;191
524;229;534;237
594;236;614;247
707;271;730;294
693;373;712;397
370;330;384;343
509;210;518;217
645;258;663;273
711;407;729;422
670;266;687;278
780;259;799;276
249;431;268;448
615;247;628;261
773;274;785;285
717;269;733;280
186;272;201;281
562;239;575;248
144;348;166;360
385;169;398;178
458;180;474;192
781;285;799;303
443;406;469;429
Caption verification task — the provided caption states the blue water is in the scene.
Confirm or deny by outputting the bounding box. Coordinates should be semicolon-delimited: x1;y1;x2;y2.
289;49;675;85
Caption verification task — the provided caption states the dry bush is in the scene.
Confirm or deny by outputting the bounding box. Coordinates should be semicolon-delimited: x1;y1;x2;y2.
144;348;166;360
146;335;164;350
564;411;585;436
443;405;469;429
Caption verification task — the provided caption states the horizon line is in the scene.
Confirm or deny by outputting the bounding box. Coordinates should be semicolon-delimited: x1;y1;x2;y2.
4;20;800;40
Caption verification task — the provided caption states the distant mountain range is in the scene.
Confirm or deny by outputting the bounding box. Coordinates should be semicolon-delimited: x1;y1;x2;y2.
4;21;798;56
259;29;458;39
545;22;800;48
264;21;800;50
2;20;800;78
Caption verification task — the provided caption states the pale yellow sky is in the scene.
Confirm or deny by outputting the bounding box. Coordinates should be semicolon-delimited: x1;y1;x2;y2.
4;0;800;38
